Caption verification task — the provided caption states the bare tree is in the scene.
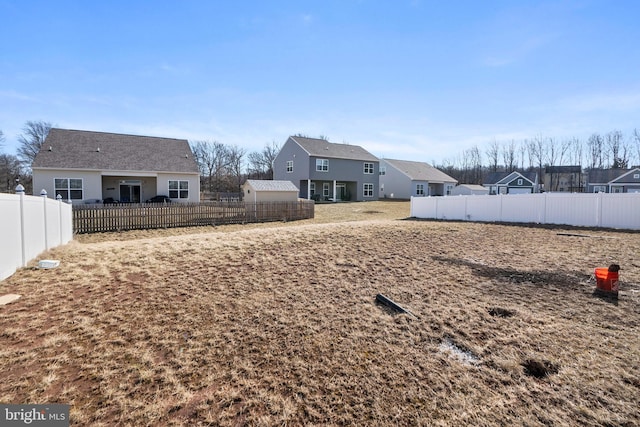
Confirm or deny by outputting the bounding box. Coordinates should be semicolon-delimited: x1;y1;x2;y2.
586;133;603;169
606;130;629;169
464;145;482;184
190;140;231;193
568;137;582;166
227;144;246;193
0;129;5;150
529;134;547;178
247;141;280;180
518;140;527;170
634;129;640;167
17;120;52;166
485;140;499;172
502;140;517;172
0;153;22;193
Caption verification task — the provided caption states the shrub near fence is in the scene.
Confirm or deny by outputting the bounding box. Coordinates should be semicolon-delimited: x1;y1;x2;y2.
73;200;315;234
410;192;640;230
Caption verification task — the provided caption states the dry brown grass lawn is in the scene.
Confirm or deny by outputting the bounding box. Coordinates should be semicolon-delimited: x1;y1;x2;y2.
1;200;639;426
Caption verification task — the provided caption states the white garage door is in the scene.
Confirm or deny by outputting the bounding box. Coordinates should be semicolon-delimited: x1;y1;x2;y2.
627;188;640;193
508;188;532;194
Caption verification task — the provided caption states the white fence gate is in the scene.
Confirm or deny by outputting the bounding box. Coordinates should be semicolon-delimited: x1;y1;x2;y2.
411;193;640;230
0;192;73;281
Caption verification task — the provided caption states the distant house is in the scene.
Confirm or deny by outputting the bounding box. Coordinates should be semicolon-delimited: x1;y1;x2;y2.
483;171;539;194
378;159;457;198
32;128;200;204
449;184;489;196
587;168;640;193
242;180;300;202
543;166;584;192
273;136;379;202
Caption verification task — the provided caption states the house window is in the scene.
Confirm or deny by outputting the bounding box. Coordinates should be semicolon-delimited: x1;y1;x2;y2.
169;180;189;199
316;159;329;172
379;166;386;175
634;173;640;179
55;178;83;200
593;185;606;193
416;184;425;195
286;160;293;173
310;182;316;195
517;178;523;185
363;183;374;197
364;162;374;174
323;183;330;198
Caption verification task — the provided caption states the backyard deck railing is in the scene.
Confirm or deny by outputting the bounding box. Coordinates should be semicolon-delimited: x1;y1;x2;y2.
72;200;315;234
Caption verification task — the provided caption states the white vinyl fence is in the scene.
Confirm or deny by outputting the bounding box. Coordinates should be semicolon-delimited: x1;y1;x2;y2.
411;192;640;230
0;191;73;281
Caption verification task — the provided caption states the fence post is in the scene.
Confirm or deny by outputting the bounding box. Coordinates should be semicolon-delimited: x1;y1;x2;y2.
16;184;26;267
57;194;63;244
41;189;49;250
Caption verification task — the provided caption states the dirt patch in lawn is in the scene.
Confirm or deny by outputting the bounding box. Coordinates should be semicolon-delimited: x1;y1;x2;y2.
1;201;639;426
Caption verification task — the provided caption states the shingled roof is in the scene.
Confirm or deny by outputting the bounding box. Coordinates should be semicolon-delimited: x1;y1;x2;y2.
244;180;299;192
383;159;457;183
33;128;199;173
289;136;379;162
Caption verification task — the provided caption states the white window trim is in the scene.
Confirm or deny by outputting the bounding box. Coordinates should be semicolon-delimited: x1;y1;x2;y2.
416;184;424;195
363;183;374;198
169;180;189;199
286;160;293;173
316;159;329;172
364;162;374;174
379;166;386;175
54;178;84;201
517;178;523;185
310;182;316;195
323;182;330;197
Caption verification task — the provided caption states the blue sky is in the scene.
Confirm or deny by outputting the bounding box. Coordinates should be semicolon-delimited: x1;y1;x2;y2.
1;0;639;165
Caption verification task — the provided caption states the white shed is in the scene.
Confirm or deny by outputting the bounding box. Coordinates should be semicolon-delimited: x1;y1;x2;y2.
242;180;300;202
449;184;490;196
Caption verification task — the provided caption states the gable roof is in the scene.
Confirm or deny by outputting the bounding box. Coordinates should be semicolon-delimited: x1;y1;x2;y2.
33;128;199;173
484;171;537;185
244;180;299;192
383;158;457;183
456;184;488;191
289;136;378;162
588;168;633;184
611;167;640;183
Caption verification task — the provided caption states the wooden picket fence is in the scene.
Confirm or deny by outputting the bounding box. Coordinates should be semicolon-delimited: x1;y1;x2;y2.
73;200;315;234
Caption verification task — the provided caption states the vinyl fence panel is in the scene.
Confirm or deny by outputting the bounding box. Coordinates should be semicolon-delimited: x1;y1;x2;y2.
0;193;73;282
411;193;640;230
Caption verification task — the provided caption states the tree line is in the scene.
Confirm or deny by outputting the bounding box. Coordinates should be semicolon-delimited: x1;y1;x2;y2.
0;120;280;195
435;130;640;185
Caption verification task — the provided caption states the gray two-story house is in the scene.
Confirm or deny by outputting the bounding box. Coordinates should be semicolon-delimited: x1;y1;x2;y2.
273;136;379;201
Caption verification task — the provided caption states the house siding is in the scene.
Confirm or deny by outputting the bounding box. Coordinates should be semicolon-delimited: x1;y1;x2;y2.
312;157;379;201
273;139;309;197
274;137;379;201
33;169;199;203
32;169;102;203
379;160;410;199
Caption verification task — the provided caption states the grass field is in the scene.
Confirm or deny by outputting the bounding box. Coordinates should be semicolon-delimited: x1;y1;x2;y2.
1;201;639;426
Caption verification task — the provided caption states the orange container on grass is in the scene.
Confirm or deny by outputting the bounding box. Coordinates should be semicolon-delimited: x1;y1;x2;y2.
595;267;619;293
